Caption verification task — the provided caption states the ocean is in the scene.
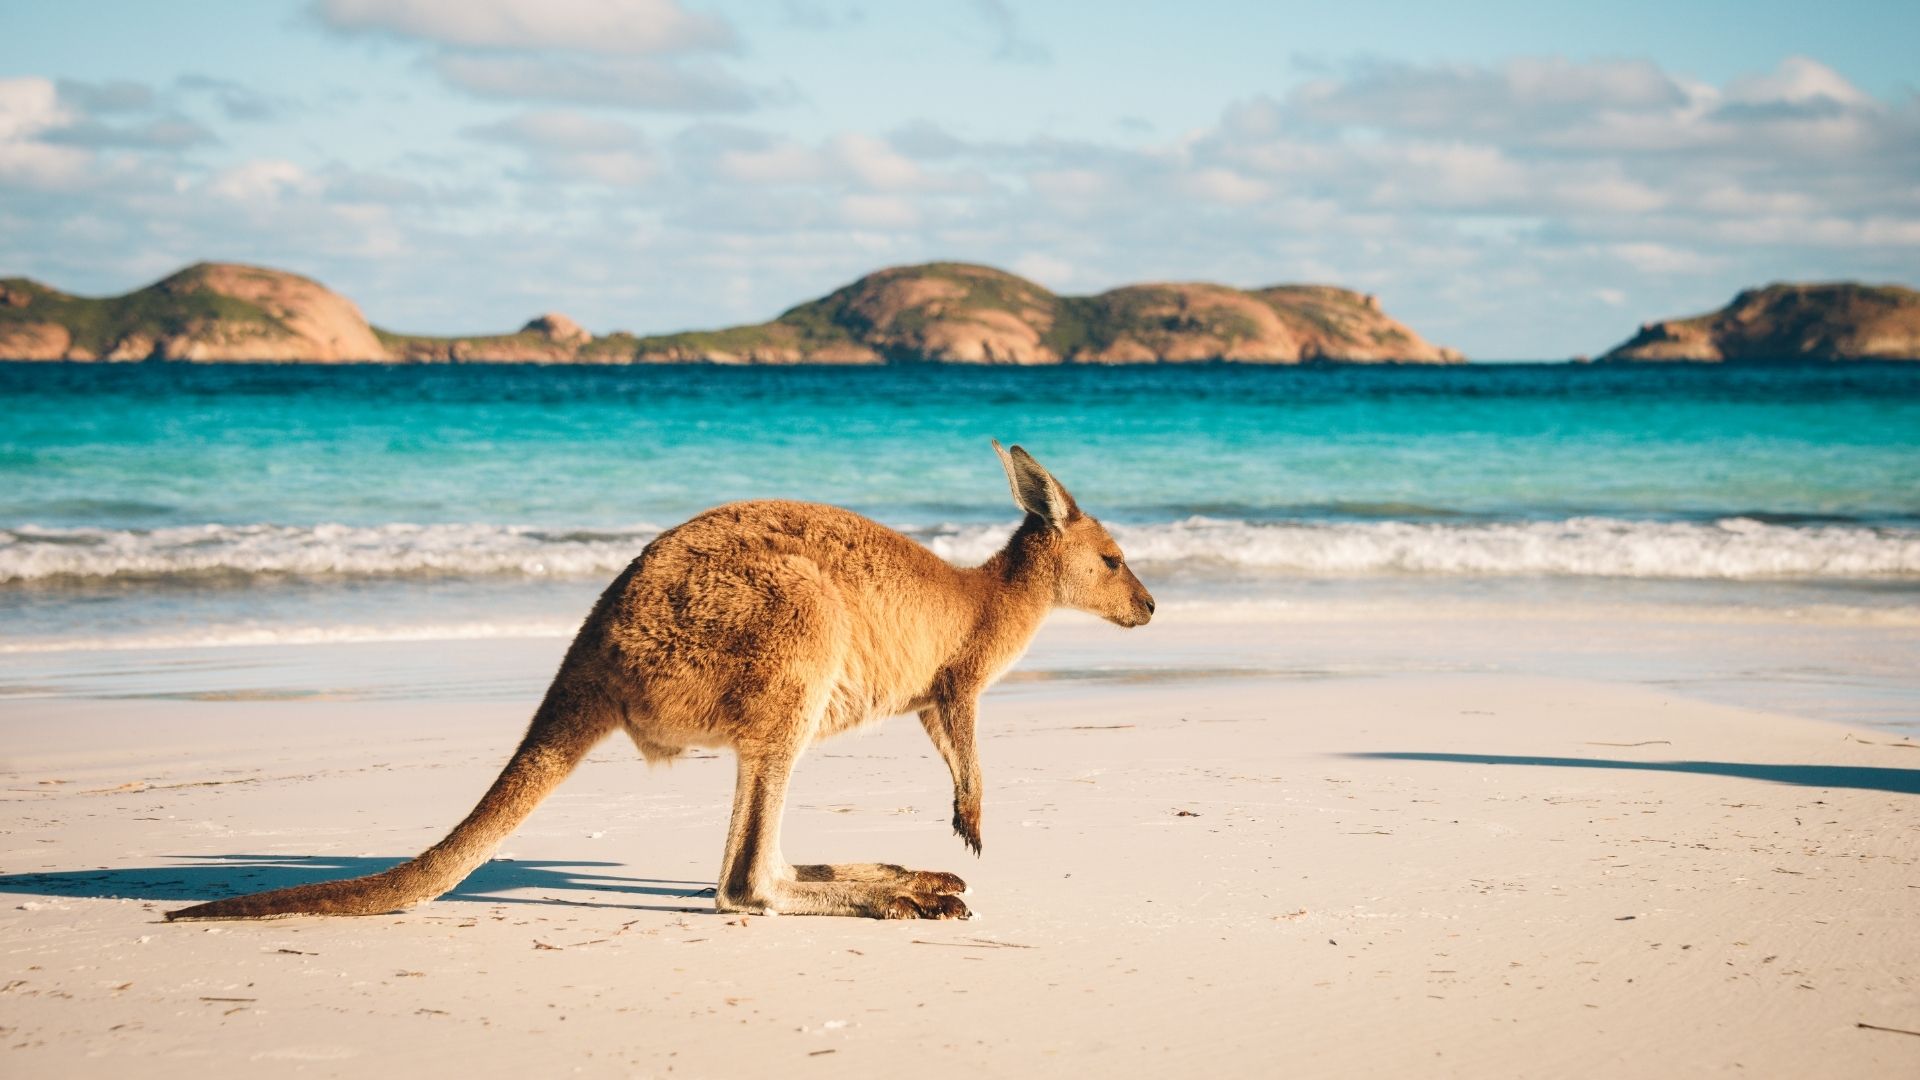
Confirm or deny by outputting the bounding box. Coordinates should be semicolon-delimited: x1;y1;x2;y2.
2;361;1917;723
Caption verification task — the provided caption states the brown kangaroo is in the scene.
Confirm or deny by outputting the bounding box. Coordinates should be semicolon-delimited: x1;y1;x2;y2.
166;442;1152;922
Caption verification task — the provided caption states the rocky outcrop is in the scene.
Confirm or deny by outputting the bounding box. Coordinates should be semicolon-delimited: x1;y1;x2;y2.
379;312;600;363
1;260;1461;364
629;262;1459;364
1600;283;1920;363
0;263;385;361
1068;282;1458;363
523;312;589;347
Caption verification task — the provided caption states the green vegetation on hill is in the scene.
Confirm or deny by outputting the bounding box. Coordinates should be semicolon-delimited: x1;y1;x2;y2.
0;269;287;357
1600;282;1920;362
1;258;1466;364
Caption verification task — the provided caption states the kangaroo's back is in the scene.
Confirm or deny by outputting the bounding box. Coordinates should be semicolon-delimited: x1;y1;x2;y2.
600;500;982;748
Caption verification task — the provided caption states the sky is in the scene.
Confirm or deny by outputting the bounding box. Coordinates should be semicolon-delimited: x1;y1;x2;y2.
2;0;1916;358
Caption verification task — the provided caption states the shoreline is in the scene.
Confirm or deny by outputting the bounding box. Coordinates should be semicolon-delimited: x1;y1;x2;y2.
6;591;1915;733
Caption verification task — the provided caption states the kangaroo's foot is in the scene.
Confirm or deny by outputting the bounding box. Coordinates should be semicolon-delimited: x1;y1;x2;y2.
717;877;972;920
791;862;968;895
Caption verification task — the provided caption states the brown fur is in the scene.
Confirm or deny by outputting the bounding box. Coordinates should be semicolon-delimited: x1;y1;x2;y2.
165;442;1152;922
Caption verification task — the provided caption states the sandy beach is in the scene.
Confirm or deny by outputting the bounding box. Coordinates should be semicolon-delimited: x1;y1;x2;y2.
3;606;1916;1078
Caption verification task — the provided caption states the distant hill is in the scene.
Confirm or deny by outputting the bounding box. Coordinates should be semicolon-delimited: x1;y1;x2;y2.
0;261;1461;364
1599;283;1920;363
0;263;385;362
630;262;1462;364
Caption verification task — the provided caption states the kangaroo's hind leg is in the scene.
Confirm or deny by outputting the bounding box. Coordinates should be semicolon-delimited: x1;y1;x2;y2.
790;862;969;896
714;738;970;921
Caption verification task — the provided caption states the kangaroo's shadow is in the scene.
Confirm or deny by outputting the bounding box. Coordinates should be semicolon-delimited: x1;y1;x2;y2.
0;855;720;914
1347;753;1920;796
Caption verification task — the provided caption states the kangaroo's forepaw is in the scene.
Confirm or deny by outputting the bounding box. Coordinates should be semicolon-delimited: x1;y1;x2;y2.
953;804;982;856
882;892;972;920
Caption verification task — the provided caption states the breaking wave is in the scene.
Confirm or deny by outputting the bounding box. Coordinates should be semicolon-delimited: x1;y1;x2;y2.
3;515;1917;586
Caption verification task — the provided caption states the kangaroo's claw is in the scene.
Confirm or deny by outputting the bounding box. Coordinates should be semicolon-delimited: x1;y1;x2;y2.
882;892;972;920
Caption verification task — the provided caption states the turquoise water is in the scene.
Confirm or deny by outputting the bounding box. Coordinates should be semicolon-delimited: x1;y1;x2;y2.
2;361;1918;648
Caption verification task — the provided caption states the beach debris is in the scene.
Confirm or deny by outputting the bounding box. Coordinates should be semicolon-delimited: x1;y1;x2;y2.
273;948;316;956
911;937;1034;950
532;940;562;950
1857;1022;1920;1037
1273;909;1309;921
1174;809;1201;817
1615;915;1637;921
809;1049;838;1056
1844;733;1917;749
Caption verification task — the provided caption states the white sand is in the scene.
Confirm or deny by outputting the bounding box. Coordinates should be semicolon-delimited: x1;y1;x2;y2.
3;616;1918;1077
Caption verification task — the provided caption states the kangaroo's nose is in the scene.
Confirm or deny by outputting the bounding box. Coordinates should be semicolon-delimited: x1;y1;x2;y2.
1144;597;1156;615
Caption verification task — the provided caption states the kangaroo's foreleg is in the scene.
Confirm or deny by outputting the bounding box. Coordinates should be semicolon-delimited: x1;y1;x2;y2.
919;696;983;855
716;745;969;920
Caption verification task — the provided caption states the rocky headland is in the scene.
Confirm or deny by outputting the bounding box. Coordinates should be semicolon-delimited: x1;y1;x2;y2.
0;260;1461;364
1599;283;1920;363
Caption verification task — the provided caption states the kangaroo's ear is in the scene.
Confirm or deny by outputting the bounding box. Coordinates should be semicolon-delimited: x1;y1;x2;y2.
992;440;1078;530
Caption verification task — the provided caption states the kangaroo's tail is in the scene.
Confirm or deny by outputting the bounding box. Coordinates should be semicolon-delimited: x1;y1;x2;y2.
166;684;615;921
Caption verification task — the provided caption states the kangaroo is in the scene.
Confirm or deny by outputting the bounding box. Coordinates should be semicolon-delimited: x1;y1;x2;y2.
166;442;1152;922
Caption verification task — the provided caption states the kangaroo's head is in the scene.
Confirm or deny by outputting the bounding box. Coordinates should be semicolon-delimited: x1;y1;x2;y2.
993;440;1154;628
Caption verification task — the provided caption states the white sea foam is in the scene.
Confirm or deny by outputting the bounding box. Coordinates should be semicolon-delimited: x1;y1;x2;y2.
0;619;579;655
3;516;1917;586
929;516;1920;580
0;522;662;584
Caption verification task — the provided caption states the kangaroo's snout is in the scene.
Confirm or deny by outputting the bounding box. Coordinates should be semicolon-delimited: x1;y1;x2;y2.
1119;588;1155;628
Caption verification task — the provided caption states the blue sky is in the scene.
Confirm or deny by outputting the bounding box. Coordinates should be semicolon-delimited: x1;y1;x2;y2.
3;0;1916;357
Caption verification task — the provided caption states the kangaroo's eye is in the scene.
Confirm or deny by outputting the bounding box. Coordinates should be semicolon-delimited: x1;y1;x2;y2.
1101;554;1122;571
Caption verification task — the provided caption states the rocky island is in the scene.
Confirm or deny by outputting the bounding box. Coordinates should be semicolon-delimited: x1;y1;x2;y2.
0;260;1461;365
1599;282;1920;363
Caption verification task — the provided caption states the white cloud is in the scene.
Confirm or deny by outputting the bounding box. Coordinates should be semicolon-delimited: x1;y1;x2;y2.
315;0;757;113
838;194;919;230
829;133;925;191
466;110;644;151
1605;242;1722;275
1725;56;1870;108
0;77;89;188
208;159;317;204
314;0;736;56
0;77;71;141
435;54;755;112
1179;167;1268;206
1012;251;1074;286
1027;168;1110;203
1289;57;1690;138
